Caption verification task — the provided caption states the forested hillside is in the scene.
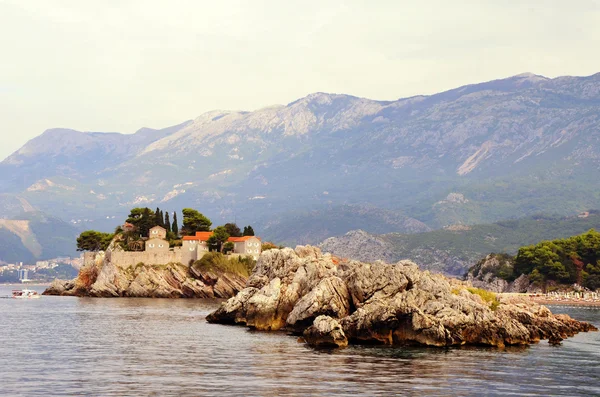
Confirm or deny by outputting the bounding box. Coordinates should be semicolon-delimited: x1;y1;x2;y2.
320;212;600;275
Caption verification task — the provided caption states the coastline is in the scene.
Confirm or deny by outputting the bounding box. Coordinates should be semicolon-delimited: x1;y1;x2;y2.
497;293;600;308
530;298;600;307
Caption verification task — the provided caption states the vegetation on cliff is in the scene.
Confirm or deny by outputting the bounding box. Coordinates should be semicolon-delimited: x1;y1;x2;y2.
76;230;114;251
468;229;600;291
191;252;256;278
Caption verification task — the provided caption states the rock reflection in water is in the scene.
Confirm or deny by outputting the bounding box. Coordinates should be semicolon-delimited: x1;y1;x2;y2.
0;286;598;396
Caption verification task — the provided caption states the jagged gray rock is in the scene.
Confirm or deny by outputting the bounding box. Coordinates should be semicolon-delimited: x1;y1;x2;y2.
303;316;348;348
287;276;350;331
207;246;597;348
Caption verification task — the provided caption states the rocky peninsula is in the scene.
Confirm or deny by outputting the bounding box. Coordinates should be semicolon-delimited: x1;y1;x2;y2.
43;245;247;299
207;246;597;348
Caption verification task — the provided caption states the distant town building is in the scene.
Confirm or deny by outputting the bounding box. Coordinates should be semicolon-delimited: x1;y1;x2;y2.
36;261;50;268
18;269;29;282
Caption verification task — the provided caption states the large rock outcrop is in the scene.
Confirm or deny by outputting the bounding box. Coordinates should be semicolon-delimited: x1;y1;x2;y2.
207;246;597;348
43;249;246;299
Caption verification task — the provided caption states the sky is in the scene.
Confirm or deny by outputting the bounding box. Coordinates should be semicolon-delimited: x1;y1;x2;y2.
1;0;599;160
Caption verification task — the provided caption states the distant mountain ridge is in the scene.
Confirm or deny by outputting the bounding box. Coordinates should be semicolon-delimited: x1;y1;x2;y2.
0;212;79;264
319;211;600;276
1;72;600;263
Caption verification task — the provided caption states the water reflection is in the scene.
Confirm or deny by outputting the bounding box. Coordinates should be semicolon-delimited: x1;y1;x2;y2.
0;286;598;396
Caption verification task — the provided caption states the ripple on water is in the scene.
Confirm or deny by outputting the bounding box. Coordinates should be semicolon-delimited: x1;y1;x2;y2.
1;287;599;396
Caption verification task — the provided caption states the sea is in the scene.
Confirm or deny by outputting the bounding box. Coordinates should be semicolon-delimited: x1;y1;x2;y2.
1;284;599;396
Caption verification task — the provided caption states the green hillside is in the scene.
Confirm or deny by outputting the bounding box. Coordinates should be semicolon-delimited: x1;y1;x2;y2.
0;212;79;264
382;211;600;275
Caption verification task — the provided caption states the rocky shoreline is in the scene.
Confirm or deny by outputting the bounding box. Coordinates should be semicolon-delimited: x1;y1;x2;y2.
43;250;246;299
529;297;600;307
207;246;597;348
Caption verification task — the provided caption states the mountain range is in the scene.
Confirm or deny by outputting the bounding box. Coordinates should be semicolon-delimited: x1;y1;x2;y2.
1;72;600;266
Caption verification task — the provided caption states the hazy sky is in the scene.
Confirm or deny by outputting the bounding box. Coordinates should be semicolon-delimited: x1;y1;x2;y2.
1;0;599;160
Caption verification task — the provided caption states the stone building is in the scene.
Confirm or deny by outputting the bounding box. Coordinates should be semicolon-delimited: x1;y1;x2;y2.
229;236;261;259
145;226;169;252
182;232;262;265
85;226;262;268
182;232;212;265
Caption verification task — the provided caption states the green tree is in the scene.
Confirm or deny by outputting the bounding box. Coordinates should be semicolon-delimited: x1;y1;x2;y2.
223;241;234;254
243;225;255;236
126;207;155;237
164;211;171;233
207;226;230;252
181;208;212;236
154;207;163;228
172;212;179;236
223;223;242;237
77;230;114;251
584;274;600;290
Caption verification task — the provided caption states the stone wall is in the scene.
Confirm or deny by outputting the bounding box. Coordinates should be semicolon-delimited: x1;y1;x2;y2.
82;247;255;270
83;248;184;269
109;249;183;268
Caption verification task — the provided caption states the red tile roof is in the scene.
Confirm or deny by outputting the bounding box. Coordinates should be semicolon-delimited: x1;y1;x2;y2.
182;232;214;241
182;232;261;242
228;236;261;242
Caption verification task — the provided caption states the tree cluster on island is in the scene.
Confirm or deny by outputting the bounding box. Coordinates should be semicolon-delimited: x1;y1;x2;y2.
76;207;256;253
469;229;600;291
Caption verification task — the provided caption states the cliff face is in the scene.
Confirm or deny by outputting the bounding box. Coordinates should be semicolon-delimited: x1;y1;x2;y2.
207;246;597;348
43;250;246;299
465;254;533;293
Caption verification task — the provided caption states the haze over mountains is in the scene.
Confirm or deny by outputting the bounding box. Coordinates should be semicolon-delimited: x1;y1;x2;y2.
1;72;599;266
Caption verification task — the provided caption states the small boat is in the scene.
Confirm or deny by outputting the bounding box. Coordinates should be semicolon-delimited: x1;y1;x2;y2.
12;289;41;299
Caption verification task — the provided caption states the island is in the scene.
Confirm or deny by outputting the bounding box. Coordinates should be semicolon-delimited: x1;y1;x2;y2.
44;207;261;298
207;246;597;348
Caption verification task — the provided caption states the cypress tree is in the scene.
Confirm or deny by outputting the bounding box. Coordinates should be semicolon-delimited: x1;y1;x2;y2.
165;211;171;233
172;212;179;236
159;210;164;227
140;207;153;237
154;207;162;227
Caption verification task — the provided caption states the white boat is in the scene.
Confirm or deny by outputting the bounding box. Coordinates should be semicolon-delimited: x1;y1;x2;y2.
12;289;41;299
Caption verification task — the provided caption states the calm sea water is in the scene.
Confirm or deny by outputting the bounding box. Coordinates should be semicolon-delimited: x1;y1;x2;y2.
1;284;599;397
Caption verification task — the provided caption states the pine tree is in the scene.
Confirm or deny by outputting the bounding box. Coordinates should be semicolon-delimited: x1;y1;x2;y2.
172;212;179;236
181;208;212;235
223;223;242;237
164;211;171;233
243;225;255;236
